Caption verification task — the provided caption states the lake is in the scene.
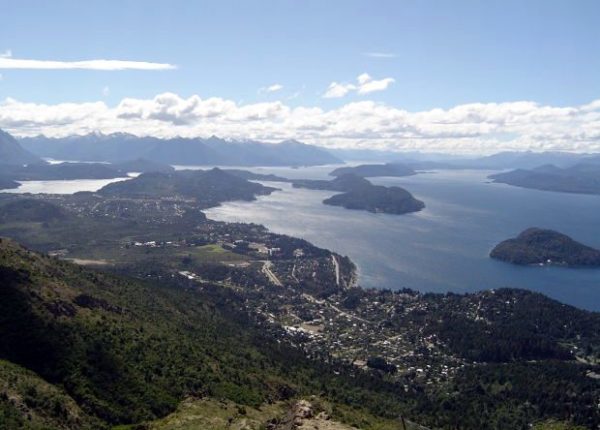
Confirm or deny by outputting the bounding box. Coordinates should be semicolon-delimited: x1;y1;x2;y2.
0;177;133;194
204;167;600;311
2;164;599;310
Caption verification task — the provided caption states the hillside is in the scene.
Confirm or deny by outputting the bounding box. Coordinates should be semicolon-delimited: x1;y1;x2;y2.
20;133;342;166
0;129;42;166
98;167;277;207
489;163;600;195
0;359;101;429
490;228;600;266
0;238;419;429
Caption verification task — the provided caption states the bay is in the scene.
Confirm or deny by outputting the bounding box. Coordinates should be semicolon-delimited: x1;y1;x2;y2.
205;167;600;311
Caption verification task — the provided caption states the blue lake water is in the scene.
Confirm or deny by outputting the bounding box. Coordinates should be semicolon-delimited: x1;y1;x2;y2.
205;167;600;311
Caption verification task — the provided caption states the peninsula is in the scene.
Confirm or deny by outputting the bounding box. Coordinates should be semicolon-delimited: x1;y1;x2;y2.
489;163;600;195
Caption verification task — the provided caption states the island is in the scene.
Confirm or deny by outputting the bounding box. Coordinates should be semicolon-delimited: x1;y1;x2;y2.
489;163;600;195
490;227;600;267
329;162;417;178
293;174;425;215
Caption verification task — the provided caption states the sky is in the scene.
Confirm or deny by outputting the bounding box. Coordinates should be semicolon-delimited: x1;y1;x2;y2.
1;0;599;153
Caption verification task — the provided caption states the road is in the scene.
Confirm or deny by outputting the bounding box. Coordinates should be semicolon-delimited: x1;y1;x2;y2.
262;260;283;286
331;255;341;287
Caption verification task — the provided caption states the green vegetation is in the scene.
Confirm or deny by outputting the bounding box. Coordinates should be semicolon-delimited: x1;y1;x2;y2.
0;359;101;430
490;228;600;266
0;199;68;224
148;397;287;430
533;421;588;430
0;239;417;429
99;168;276;207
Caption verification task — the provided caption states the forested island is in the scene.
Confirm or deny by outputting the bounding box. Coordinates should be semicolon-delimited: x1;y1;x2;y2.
490;227;600;266
489;163;600;195
293;174;425;215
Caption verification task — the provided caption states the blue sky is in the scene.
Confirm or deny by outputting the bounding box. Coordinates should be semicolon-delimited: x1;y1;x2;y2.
2;0;599;108
1;0;599;153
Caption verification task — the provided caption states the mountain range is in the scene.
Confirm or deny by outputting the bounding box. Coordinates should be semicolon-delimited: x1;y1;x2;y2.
19;132;342;166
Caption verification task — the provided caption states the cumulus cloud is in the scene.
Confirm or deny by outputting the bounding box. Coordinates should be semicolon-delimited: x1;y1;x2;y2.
323;73;395;98
2;93;600;154
356;73;395;94
0;57;176;71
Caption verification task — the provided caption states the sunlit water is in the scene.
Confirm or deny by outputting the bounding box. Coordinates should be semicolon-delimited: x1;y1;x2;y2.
205;167;600;311
0;177;132;194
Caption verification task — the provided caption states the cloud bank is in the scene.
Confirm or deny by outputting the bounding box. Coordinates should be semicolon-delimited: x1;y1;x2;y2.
0;57;176;71
1;93;600;154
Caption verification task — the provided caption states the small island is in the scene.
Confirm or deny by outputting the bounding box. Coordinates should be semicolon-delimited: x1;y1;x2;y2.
330;162;417;178
293;174;424;215
490;228;600;267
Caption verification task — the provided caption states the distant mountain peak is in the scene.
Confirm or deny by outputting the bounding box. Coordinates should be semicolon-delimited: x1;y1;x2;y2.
0;128;43;166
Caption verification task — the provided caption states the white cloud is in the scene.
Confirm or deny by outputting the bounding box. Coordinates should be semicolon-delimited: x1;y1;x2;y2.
323;73;395;98
357;74;395;94
363;52;397;58
323;82;356;98
258;83;284;94
0;57;176;71
102;86;110;97
0;50;12;58
0;73;3;81
2;93;600;154
266;84;283;93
